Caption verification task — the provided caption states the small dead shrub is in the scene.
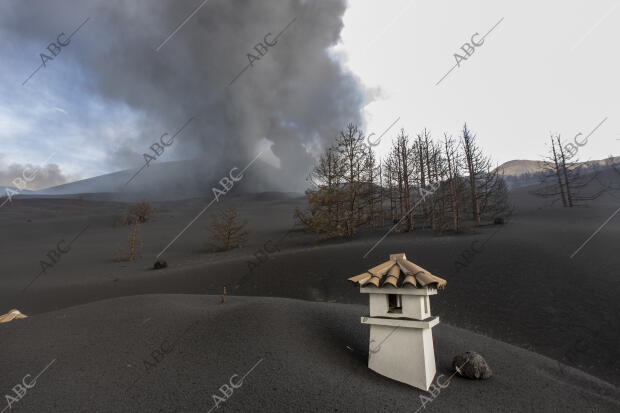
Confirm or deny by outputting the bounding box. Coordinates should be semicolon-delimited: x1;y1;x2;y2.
130;201;153;223
114;217;142;262
115;213;131;227
209;205;249;251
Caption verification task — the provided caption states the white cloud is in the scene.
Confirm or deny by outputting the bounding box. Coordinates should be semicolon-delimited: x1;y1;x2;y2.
339;0;620;165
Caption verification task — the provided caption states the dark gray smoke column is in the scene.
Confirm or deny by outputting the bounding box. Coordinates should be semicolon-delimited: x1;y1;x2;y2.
2;0;366;193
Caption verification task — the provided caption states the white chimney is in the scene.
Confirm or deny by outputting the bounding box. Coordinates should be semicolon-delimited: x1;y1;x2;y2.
348;253;447;391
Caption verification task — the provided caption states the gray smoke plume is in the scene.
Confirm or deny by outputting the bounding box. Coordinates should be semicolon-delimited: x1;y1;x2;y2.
0;159;71;190
1;0;366;194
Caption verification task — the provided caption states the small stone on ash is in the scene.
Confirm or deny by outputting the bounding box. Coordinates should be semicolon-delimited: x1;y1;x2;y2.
453;351;492;379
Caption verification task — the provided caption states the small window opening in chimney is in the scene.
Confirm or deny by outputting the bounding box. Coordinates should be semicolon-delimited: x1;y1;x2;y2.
388;294;402;314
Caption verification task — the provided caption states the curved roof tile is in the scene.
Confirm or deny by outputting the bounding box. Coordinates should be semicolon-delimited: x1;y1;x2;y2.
348;253;446;290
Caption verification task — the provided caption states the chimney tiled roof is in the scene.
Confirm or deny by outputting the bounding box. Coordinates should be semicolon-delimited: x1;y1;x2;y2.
348;253;447;289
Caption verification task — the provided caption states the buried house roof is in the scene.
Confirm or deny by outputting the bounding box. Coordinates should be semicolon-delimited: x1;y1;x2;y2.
347;253;447;289
0;309;27;324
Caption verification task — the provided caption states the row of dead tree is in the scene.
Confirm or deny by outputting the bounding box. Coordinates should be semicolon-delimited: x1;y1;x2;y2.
295;123;510;238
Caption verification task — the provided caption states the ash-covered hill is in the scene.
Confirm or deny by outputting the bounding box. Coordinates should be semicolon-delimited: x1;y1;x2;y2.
1;295;618;412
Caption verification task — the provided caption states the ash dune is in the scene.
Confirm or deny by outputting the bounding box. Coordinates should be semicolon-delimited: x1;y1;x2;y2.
1;159;619;411
2;164;620;387
0;295;618;412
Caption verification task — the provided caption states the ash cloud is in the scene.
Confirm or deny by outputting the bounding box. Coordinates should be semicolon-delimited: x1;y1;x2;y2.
2;0;366;194
0;159;71;190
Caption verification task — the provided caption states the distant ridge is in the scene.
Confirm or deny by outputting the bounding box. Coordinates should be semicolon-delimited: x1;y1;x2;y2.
11;158;289;201
496;156;620;177
495;160;546;176
0;186;35;194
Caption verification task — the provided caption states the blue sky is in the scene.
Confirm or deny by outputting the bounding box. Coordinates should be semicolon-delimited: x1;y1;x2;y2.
0;29;146;181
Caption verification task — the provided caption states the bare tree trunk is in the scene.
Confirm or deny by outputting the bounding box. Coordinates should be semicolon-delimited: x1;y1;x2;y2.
396;149;404;226
379;161;384;226
444;136;458;231
463;124;481;227
417;135;427;229
556;136;573;207
424;133;435;230
551;136;568;207
399;133;413;231
367;148;376;227
388;164;395;222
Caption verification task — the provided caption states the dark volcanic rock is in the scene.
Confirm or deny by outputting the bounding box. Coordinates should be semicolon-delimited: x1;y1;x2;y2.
453;351;493;379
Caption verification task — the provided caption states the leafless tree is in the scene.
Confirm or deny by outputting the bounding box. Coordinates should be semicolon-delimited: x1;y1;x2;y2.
378;160;385;226
336;124;368;236
363;146;380;227
534;134;605;206
295;146;347;237
461;123;508;226
395;129;415;231
442;133;464;232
